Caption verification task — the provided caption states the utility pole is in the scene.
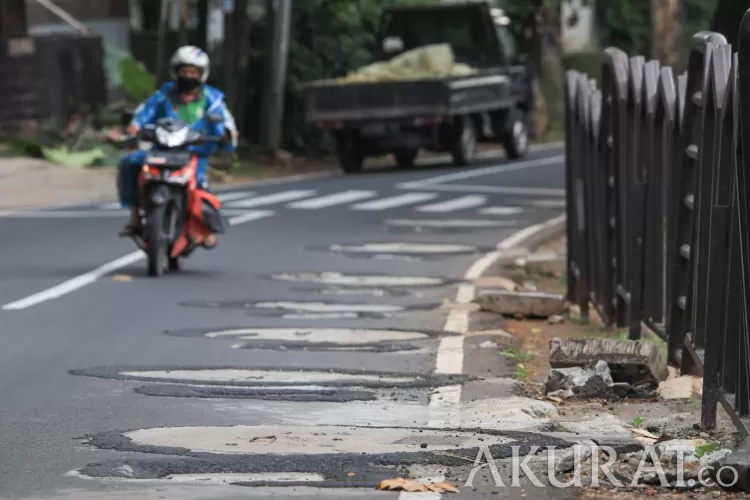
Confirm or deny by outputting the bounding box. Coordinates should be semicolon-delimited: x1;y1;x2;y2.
651;0;681;65
155;0;170;83
0;0;29;39
178;0;189;46
263;0;292;153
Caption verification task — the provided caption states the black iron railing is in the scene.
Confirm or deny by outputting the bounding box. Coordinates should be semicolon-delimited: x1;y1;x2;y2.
564;10;750;435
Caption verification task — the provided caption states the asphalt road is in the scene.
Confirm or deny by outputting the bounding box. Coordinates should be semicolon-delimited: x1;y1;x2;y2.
0;146;573;499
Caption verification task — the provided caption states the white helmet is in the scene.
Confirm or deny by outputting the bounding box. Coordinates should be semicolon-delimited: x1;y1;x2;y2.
170;46;210;82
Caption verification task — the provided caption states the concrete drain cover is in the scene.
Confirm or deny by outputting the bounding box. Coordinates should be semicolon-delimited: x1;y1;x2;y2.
268;271;448;287
178;299;437;319
73;426;571;487
133;384;378;402
68;365;469;388
328;242;480;255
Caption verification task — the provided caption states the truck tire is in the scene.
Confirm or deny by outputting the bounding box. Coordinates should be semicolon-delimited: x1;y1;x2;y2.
336;142;364;174
450;115;477;167
503;109;529;159
394;147;418;168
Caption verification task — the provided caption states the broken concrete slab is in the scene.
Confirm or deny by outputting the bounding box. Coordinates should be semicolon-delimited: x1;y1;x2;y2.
658;375;699;400
524;253;565;277
549;337;668;388
475;290;566;318
715;451;750;492
473;275;518;291
545;361;614;398
589;437;645;456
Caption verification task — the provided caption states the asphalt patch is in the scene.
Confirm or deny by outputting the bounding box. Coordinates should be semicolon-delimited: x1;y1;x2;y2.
68;365;472;388
75;426;572;489
308;242;493;259
293;285;413;297
261;271;457;288
133;384;378;402
383;219;527;234
177;299;440;319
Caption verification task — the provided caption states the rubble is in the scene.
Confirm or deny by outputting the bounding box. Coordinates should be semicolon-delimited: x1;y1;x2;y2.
547;314;565;325
548;337;668;389
475;290;566;318
545;360;613;398
657;375;700;400
715;451;750;492
524;252;565;277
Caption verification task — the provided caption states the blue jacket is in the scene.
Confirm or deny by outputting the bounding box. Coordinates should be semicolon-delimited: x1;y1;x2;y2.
129;82;238;158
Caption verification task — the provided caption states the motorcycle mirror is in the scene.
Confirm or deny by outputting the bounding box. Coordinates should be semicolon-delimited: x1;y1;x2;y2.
206;113;223;124
120;108;135;127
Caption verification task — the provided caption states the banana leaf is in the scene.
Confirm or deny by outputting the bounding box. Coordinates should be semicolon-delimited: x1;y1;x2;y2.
41;146;107;168
119;56;156;102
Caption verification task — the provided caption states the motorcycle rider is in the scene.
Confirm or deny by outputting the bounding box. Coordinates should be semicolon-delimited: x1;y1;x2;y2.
116;46;238;246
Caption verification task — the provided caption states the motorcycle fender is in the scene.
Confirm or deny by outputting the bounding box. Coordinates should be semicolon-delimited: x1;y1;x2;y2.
148;184;171;206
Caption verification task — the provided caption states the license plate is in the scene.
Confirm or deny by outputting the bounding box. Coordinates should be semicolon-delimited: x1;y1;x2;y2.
361;124;387;135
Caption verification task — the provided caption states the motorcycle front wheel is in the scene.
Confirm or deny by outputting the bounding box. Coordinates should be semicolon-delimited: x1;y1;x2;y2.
146;204;168;277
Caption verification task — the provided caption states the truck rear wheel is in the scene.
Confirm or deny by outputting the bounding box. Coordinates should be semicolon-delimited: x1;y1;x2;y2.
503;109;529;159
450;115;477;167
336;142;364;174
394;147;418;168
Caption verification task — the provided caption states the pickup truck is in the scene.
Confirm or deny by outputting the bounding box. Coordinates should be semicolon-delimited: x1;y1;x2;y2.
303;1;533;173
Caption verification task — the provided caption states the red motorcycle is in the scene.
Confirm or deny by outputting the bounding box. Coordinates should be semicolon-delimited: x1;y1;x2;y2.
119;113;227;277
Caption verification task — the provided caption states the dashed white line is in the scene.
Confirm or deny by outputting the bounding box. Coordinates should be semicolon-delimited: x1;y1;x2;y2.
350;192;437;211
480;206;523;215
416;195;487;213
288;190;377;209
217;191;255;203
227;190;315;208
1;210;274;311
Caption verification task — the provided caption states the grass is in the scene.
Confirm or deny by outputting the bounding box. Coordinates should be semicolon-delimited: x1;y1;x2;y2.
501;348;535;381
632;416;645;428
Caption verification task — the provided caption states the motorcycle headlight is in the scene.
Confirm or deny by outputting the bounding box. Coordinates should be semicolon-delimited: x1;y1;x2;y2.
156;127;189;148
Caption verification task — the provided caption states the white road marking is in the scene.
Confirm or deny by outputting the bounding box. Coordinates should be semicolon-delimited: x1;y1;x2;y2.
1;210;274;311
480;206;523;215
97;202;122;210
350;192;437;211
427;212;567;429
205;327;429;344
226;190;316;208
0;209;268;218
416;195;487;213
216;191;254;203
406;183;566;196
398;154;564;188
288;190;376;209
70;471;326;484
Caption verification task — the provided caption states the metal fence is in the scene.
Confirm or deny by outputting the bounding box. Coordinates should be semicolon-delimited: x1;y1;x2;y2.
564;10;750;435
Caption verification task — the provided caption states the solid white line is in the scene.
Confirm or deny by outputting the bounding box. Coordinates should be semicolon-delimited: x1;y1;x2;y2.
0;209;270;219
399;154;564;188
288;190;376;209
480;206;523;216
98;202;122;210
226;190;316;208
1;210;274;311
350;192;437;211
427;212;566;429
416;195;487;213
398;492;442;500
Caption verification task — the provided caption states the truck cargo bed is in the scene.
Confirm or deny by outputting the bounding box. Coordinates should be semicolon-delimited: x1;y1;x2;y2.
304;71;512;124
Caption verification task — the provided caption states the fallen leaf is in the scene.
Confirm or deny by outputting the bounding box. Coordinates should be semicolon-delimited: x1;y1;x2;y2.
531;328;542;333
631;428;659;440
544;395;564;404
112;275;132;282
376;478;458;493
347;472;356;477
634;436;658;444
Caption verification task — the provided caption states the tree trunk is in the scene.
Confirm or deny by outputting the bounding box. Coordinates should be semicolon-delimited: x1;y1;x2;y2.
651;0;681;65
711;0;749;45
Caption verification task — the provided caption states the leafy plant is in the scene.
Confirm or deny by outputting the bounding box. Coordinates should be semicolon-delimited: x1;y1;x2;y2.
501;348;535;362
632;416;645;427
119;56;157;103
695;442;718;457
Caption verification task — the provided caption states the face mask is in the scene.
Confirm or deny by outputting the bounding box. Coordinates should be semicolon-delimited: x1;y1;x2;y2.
176;76;201;92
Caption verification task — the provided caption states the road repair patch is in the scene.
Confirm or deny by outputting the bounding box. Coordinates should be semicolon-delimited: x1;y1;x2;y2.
68;365;470;388
265;271;452;287
162;327;455;352
73;425;572;488
309;242;489;258
383;219;526;233
177;299;439;319
133;384;379;402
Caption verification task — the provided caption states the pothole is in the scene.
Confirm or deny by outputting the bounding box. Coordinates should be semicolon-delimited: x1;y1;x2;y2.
178;300;437;318
327;242;481;255
133;384;379;402
163;326;452;352
384;219;524;231
68;365;469;388
267;272;449;287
